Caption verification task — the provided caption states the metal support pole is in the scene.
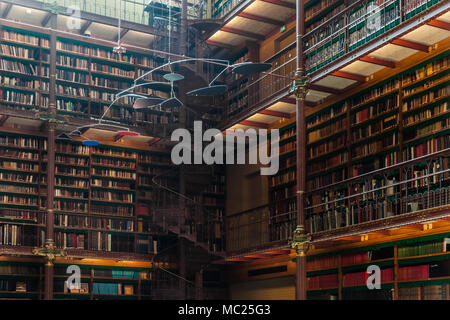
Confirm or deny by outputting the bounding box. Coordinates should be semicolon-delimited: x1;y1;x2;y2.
45;12;58;301
291;0;310;301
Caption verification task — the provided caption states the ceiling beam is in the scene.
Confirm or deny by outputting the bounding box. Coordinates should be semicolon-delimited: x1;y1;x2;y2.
427;19;450;31
280;97;296;104
259;109;291;118
2;4;12;19
80;21;92;35
360;56;396;68
205;39;233;50
308;83;342;95
239;120;269;129
332;70;367;82
391;38;429;52
238;12;284;26
41;12;53;27
260;0;296;9
221;26;265;41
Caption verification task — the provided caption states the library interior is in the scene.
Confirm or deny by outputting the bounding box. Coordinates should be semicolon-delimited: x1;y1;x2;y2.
0;0;448;300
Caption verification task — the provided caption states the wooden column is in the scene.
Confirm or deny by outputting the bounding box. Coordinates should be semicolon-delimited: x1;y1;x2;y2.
295;0;307;301
44;12;57;301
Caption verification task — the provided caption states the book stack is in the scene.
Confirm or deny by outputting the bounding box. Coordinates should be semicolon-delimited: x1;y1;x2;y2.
398;265;429;281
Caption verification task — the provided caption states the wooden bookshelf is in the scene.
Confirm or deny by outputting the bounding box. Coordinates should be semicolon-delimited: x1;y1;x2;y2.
305;232;450;299
0;23;175;125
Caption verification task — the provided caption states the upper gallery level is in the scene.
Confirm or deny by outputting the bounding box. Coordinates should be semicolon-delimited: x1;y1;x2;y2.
205;0;449;132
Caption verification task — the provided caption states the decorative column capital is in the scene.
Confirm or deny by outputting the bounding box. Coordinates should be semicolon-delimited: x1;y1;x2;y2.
291;225;311;257
33;240;66;266
291;69;309;101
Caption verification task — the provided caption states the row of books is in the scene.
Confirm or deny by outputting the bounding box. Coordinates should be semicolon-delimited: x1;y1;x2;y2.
0;159;39;171
92;283;134;295
1;30;49;47
401;56;449;86
57;55;88;70
399;285;448;300
308;151;348;173
55;189;88;199
56;155;89;166
90;204;134;217
92;158;136;169
307;274;338;290
279;127;296;142
403;135;450;160
352;151;399;175
352;115;398;141
0;184;37;194
56;167;89;177
398;239;450;257
0;172;37;183
307;167;347;191
398;264;429;281
404;118;450;142
56;84;88;97
308;135;347;159
0;210;43;223
403;73;449;97
91;168;136;180
308;186;450;231
307;103;347;130
57;69;89;84
56;143;90;155
91;179;134;189
402;85;448;112
0;44;41;60
55;100;88;113
0;224;34;245
405;159;449;188
403;102;448;126
269;170;296;188
91;191;135;203
55;214;134;231
0;149;38;161
0;75;41;89
0;58;44;76
348;79;399;109
91;63;134;78
343;268;393;287
0;89;36;106
308;200;400;232
305;38;344;71
349;3;400;48
279;141;296;155
0;195;38;205
352;97;399;126
351;133;398;158
308;118;346;143
306;0;345;23
304;15;345;49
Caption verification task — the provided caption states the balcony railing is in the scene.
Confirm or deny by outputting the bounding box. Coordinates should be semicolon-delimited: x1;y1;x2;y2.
226;206;296;254
225;150;450;255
